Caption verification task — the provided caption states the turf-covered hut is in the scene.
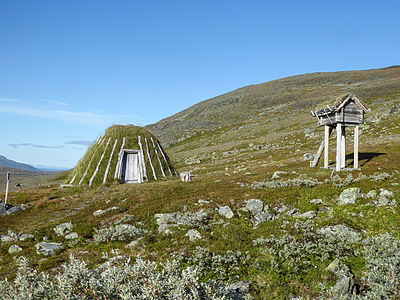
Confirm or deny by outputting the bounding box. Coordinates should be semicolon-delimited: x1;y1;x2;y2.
310;94;370;171
68;125;176;186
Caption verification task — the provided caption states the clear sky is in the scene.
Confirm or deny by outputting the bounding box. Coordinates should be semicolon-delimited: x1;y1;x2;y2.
0;0;399;169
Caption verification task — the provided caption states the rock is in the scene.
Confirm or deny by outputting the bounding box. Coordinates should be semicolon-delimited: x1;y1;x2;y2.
309;198;322;205
35;242;63;256
285;208;300;216
5;206;21;215
326;258;357;297
0;202;6;216
298;211;317;219
93;209;105;216
338;188;361;205
253;212;274;226
245;199;264;215
155;210;208;234
1;230;18;243
93;206;119;216
8;245;23;254
366;190;377;199
125;237;144;249
272;171;287;179
65;232;79;240
228;281;250;293
19;233;34;241
198;199;210;205
54;222;73;236
185;229;202;241
219;206;234;219
379;188;394;198
317;224;360;243
302;153;315;161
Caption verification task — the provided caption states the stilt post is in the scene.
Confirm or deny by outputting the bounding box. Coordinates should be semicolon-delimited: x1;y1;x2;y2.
324;125;329;168
336;123;342;171
340;125;346;169
354;125;359;169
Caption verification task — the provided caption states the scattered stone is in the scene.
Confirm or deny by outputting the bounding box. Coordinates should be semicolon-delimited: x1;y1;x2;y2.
65;232;79;240
19;233;34;241
366;190;377;199
272;171;287;179
253;212;275;226
155;210;208;234
219;206;234;219
54;222;73;236
198;199;210;205
5;206;21;215
244;199;264;215
285;208;300;217
0;201;26;216
298;211;317;219
302;153;315;161
337;188;361;205
8;245;23;254
379;188;394;198
125;237;144;249
93;206;120;216
114;214;135;225
1;230;18;243
228;281;250;293
326;258;358;298
309;198;322;205
317;224;360;243
35;242;63;256
185;229;202;241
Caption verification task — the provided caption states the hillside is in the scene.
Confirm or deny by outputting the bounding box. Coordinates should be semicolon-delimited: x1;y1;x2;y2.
0;155;38;172
0;67;399;299
148;66;400;146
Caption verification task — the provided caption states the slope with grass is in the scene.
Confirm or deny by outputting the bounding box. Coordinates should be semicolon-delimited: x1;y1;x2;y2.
0;67;399;299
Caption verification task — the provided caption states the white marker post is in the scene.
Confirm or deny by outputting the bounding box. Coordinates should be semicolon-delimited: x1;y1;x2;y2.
5;172;10;205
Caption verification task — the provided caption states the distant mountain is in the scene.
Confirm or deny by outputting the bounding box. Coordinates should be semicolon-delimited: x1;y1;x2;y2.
0;155;39;172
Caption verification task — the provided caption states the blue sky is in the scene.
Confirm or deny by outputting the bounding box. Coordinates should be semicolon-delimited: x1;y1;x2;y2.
0;0;399;168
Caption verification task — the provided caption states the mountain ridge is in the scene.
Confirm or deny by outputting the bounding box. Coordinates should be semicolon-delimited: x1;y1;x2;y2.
0;155;39;172
147;66;400;146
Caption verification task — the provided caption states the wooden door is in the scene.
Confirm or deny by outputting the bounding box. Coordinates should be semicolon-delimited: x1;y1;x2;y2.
124;153;139;183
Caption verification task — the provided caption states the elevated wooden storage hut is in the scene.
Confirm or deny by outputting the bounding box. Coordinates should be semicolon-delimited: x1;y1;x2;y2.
310;94;370;171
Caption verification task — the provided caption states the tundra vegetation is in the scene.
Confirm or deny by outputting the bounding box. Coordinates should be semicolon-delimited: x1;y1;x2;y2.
0;67;399;299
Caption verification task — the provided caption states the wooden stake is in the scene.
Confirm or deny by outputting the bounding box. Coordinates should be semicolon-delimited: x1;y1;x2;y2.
5;172;10;205
341;125;346;169
336;123;342;171
145;137;157;180
354;125;359;169
103;139;118;184
151;137;166;178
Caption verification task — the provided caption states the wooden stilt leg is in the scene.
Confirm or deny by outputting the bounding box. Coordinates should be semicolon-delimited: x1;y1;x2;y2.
336;123;342;171
341;125;346;169
354;125;359;169
324;125;329;169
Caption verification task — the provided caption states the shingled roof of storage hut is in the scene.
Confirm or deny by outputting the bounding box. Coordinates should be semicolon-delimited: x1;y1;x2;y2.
67;125;176;186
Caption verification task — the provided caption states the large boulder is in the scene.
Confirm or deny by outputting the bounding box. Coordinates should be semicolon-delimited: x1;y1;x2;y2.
35;242;63;256
326;258;358;298
338;188;361;205
54;222;73;236
185;229;202;242
244;199;264;215
8;245;23;254
219;206;234;219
